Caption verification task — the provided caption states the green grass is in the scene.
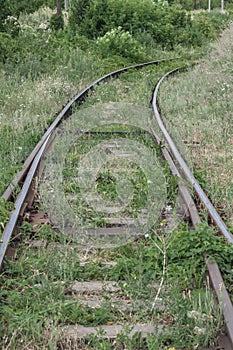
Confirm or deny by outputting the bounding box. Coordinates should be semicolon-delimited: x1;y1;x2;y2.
41;126;162;228
158;24;233;223
1;224;229;349
1;6;233;350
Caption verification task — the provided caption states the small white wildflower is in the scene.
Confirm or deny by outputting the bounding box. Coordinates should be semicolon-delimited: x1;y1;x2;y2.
187;310;199;319
38;23;47;29
194;326;205;335
165;205;172;212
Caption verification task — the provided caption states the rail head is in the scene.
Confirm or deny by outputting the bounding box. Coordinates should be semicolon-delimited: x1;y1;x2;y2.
1;58;183;268
0;136;51;268
1;60;232;348
151;68;233;245
2;57;179;202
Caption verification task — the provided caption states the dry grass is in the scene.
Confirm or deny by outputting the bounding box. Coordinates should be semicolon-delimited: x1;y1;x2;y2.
158;23;233;222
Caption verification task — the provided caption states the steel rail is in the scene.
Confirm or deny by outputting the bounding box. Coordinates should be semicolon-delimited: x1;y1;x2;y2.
150;128;201;227
152;69;233;244
207;259;233;348
151;131;233;350
0;135;51;267
1;62;233;348
151;129;233;349
2;58;179;202
1;58;182;268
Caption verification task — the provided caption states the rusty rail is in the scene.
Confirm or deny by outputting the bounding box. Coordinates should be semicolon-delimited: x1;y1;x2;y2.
151;69;233;244
2;58;177;202
1;61;232;349
0;136;51;267
151;69;233;349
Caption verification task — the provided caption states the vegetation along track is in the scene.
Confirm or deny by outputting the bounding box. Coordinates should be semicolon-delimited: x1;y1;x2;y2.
1;58;233;349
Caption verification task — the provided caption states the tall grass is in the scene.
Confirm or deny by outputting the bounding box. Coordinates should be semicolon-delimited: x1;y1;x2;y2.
158;23;233;222
0;6;103;194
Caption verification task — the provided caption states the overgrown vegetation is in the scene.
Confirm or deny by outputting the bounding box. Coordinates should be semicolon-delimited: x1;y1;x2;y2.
0;0;233;348
69;0;233;49
1;223;231;348
1;0;233;64
159;24;233;222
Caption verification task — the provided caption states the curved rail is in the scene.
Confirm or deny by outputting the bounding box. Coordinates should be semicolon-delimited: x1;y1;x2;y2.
1;61;233;348
151;69;233;244
1;58;181;267
2;58;178;201
0;135;51;266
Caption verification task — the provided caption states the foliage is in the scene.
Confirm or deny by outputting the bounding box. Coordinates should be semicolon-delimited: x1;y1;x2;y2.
95;26;144;60
0;0;231;66
192;11;232;42
10;0;57;17
0;0;57;33
69;0;190;45
3;15;20;37
169;0;232;10
49;13;64;30
0;198;13;237
0;0;11;32
69;0;233;49
167;224;233;293
0;33;17;63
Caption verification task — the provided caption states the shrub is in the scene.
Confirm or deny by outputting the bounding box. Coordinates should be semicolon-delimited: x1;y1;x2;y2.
95;26;144;60
3;15;20;37
0;32;17;63
69;0;164;38
190;11;233;45
68;0;196;49
0;0;11;32
10;0;57;17
49;13;64;31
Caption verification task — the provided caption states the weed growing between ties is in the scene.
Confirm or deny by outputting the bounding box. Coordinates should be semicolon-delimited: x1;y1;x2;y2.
0;50;230;350
0;223;229;349
0;23;188;228
1;5;233;350
60;130;152;225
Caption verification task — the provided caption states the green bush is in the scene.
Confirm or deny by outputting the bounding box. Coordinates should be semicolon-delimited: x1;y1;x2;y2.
10;0;57;16
0;32;17;63
69;0;233;49
69;0;193;48
95;26;144;60
0;0;11;32
3;15;20;37
69;0;160;38
69;0;230;49
49;13;64;30
191;11;233;45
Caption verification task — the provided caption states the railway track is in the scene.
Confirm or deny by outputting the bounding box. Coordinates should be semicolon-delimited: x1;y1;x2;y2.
0;59;233;349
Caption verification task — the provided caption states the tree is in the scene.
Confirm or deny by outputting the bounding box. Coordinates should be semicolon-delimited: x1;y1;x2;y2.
221;0;225;11
0;0;11;32
65;0;70;9
49;0;64;30
57;0;61;15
